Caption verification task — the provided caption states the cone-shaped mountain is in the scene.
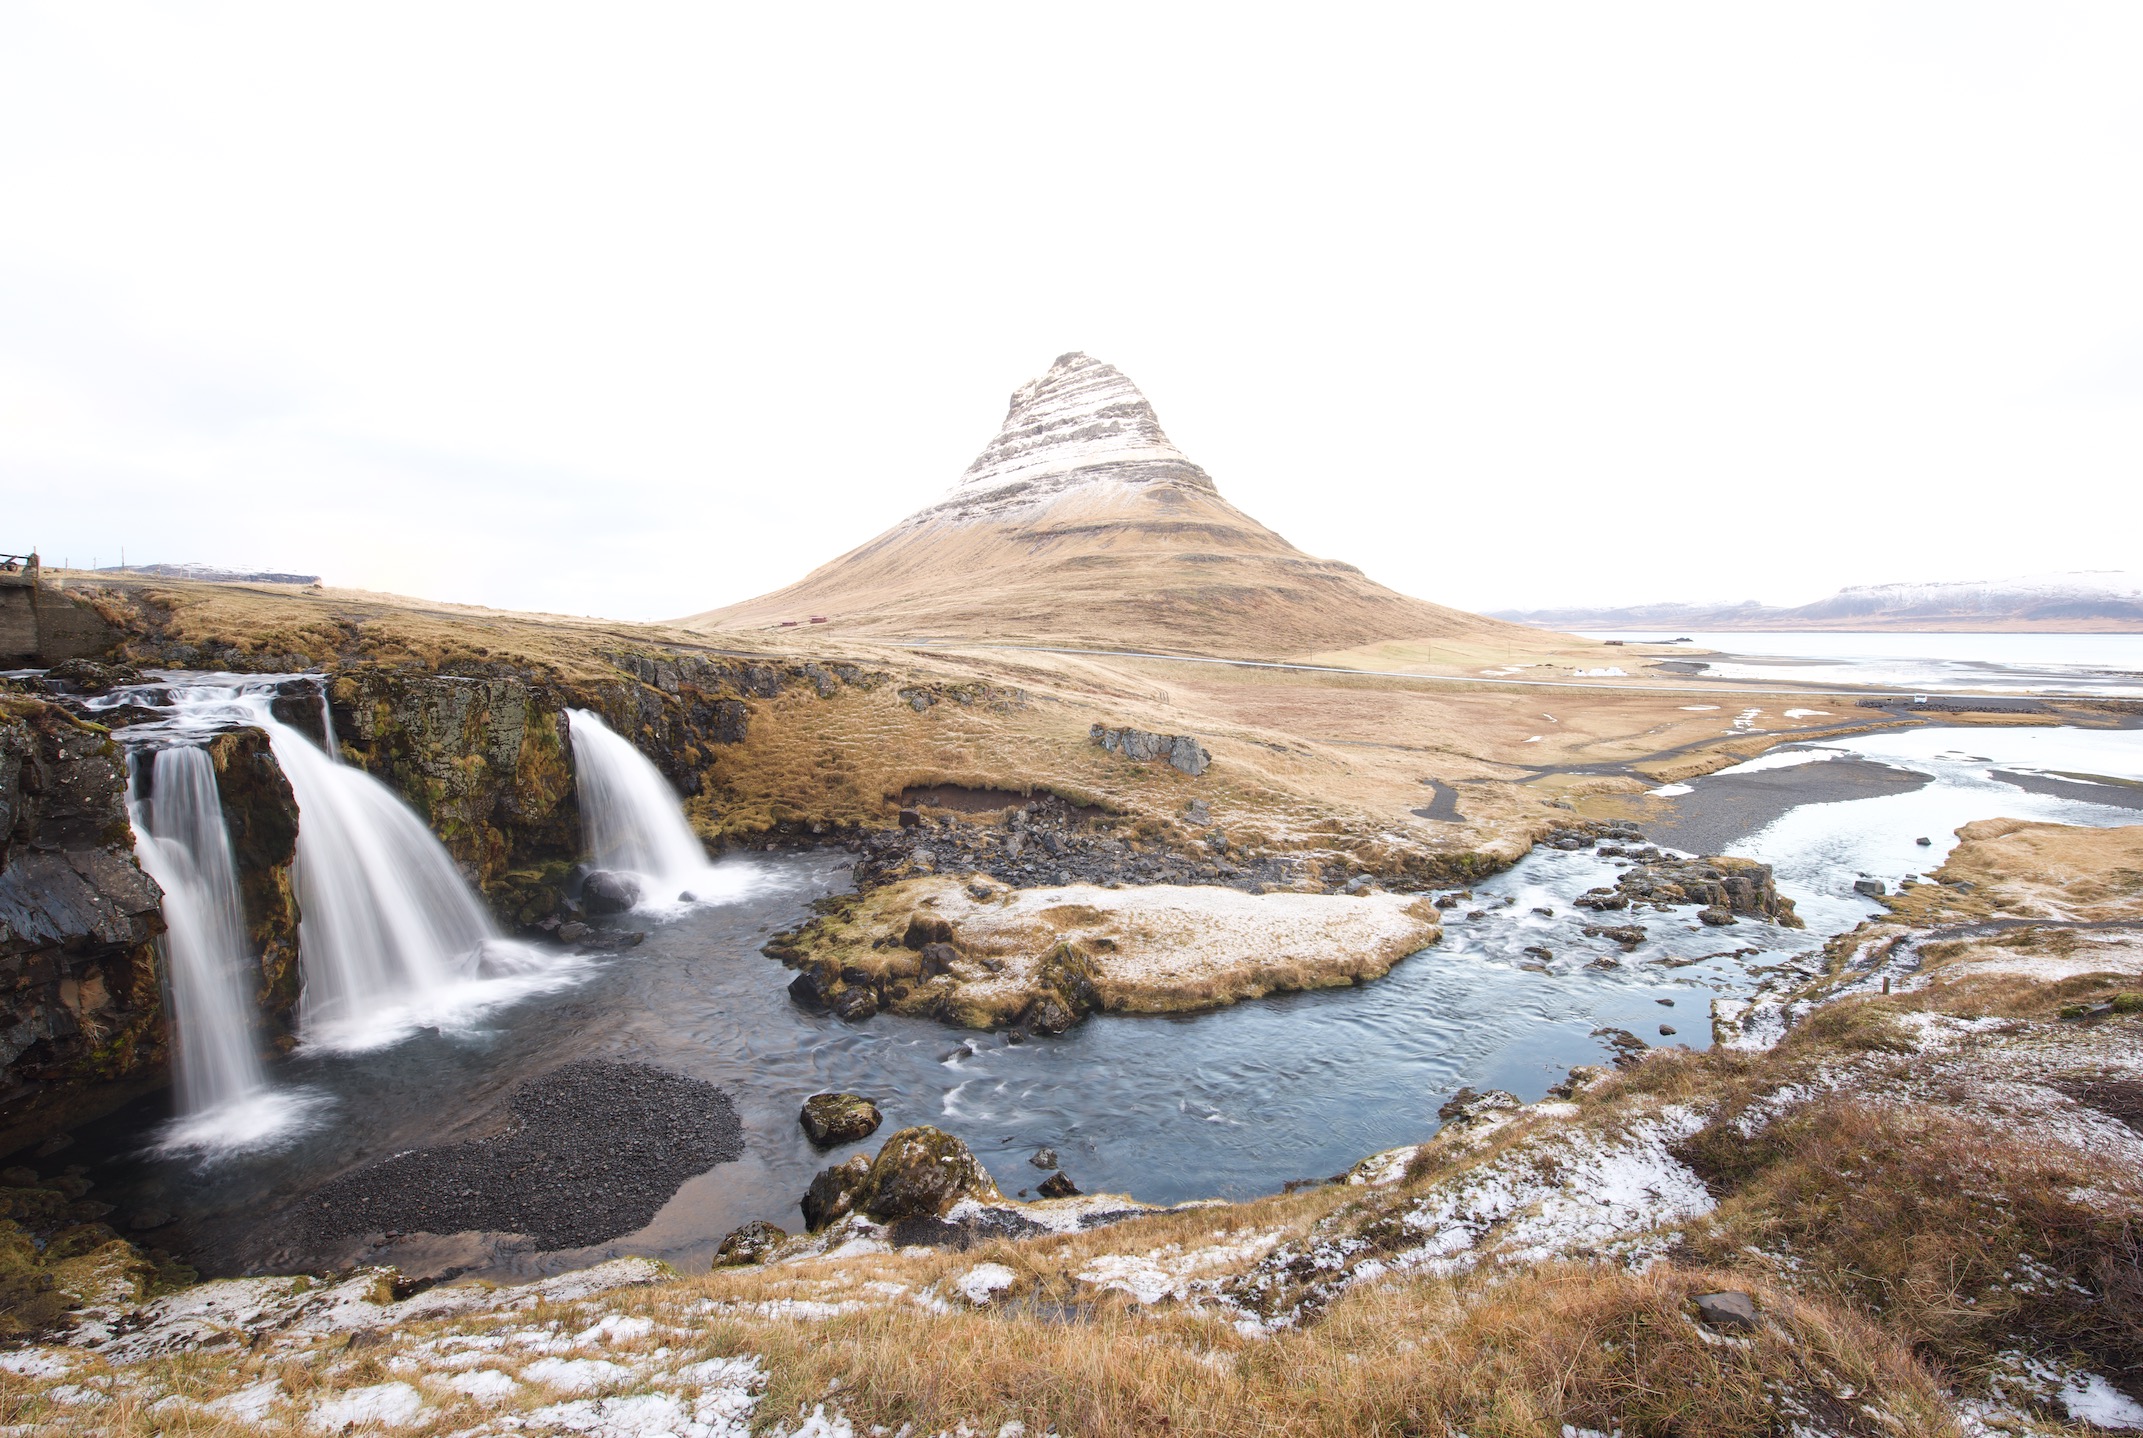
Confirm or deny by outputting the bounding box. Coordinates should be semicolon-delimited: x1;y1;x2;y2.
685;353;1530;659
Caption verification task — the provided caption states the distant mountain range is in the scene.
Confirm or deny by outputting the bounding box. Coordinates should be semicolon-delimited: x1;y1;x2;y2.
99;562;321;586
1494;572;2143;634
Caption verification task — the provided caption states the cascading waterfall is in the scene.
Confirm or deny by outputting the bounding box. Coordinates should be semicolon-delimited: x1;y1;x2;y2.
129;748;268;1116
566;708;718;901
236;694;555;1051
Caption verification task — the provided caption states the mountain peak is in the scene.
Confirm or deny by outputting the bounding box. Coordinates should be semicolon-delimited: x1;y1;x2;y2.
684;352;1525;656
919;353;1215;525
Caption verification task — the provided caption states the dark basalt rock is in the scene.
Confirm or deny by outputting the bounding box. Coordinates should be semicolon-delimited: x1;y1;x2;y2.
41;660;142;695
1436;1087;1521;1126
854;1125;997;1222
204;728;302;1028
800;1092;883;1147
1090;723;1210;777
1591;1026;1651;1068
0;697;168;1152
1036;1171;1079;1199
830;986;879;1022
581;869;642;916
801;1155;871;1231
1579;854;1801;927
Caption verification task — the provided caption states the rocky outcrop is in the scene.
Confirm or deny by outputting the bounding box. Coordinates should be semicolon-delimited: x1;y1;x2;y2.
799;1126;999;1232
800;1092;882;1147
772;874;1443;1032
0;698;166;1152
327;672;580;927
203;730;302;1030
1578;854;1802;928
326;653;881;927
1090;724;1210;777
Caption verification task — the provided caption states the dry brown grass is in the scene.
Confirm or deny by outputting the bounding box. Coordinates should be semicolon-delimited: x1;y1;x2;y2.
1679;1097;2143;1389
704;1261;1954;1438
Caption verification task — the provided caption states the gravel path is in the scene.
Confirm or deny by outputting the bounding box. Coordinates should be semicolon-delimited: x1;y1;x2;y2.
304;1059;741;1251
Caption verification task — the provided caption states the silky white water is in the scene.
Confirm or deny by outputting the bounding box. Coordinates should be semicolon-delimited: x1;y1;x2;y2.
236;695;568;1052
97;676;580;1061
128;745;315;1153
567;708;754;907
129;746;262;1114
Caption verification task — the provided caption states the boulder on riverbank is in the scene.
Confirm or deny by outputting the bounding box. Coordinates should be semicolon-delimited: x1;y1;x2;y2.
768;875;1443;1032
800;1125;1000;1231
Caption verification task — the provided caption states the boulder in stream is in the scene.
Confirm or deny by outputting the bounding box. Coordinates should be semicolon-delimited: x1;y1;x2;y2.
800;1092;883;1147
581;869;642;916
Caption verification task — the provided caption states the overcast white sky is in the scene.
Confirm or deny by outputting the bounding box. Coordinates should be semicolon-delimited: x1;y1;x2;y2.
4;4;2140;620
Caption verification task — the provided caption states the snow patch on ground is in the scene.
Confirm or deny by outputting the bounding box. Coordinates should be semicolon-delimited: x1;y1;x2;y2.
1078;1231;1286;1305
307;1381;426;1430
954;1263;1019;1305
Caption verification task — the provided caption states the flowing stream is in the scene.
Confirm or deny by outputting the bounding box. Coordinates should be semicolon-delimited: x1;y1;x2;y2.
65;667;2143;1282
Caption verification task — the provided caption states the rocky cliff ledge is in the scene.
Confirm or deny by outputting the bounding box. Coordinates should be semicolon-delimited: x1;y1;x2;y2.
0;695;166;1151
326;652;884;926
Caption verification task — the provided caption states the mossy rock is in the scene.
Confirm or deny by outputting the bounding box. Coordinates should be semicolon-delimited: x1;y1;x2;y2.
854;1125;999;1221
800;1092;883;1147
713;1219;789;1266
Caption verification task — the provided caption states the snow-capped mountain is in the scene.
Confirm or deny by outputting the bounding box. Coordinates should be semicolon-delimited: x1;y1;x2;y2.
684;352;1529;657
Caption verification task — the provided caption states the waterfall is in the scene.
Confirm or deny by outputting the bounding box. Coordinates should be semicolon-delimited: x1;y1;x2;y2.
317;678;342;762
230;696;556;1051
130;748;268;1116
566;708;716;902
129;745;320;1153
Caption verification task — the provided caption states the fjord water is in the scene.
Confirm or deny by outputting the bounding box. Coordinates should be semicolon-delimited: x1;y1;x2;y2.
125;746;288;1152
1583;630;2143;695
566;706;757;909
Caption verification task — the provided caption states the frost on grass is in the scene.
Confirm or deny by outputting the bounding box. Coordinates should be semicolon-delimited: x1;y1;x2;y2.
1229;1107;1713;1328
